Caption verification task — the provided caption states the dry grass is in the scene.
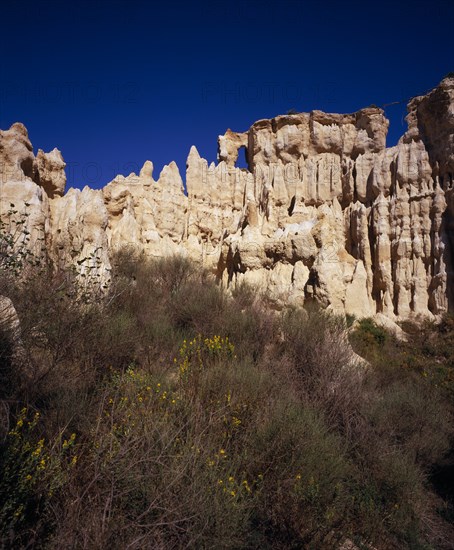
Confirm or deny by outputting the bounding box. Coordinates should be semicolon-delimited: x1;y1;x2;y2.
0;252;453;548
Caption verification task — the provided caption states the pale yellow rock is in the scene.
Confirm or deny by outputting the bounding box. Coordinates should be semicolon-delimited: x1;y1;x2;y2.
373;313;409;342
0;123;36;183
0;178;50;261
345;261;374;318
139;160;153;183
1;79;453;320
50;186;111;282
36;148;66;198
217;129;248;166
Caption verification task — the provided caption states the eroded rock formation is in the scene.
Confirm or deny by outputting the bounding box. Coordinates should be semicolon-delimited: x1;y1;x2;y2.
1;78;453;320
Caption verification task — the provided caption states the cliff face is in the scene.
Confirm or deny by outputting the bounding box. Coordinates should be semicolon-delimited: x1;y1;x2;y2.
1;78;453;320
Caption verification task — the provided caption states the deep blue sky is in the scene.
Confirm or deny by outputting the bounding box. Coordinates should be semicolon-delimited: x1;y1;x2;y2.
1;0;452;189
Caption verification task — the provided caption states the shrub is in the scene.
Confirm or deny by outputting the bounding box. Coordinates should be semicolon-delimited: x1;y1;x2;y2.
355;317;387;346
0;252;453;549
279;308;363;436
0;407;78;546
365;378;452;469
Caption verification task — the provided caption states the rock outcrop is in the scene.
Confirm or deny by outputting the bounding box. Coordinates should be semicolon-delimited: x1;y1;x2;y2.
1;77;453;320
0;295;30;383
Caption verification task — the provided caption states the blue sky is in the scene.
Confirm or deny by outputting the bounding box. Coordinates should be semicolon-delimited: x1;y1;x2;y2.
1;0;452;189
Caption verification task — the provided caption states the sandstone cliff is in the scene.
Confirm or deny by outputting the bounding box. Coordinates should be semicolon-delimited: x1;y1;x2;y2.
1;78;453;320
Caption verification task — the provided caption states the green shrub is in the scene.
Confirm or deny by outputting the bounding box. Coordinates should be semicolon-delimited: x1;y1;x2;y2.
356;317;387;345
0;407;78;546
346;313;356;327
0;252;453;549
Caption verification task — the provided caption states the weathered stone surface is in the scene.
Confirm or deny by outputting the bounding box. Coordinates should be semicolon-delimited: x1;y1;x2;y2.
50;186;111;282
0;123;50;262
0;123;36;183
1;77;453;320
36;148;66;198
217;129;248;166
